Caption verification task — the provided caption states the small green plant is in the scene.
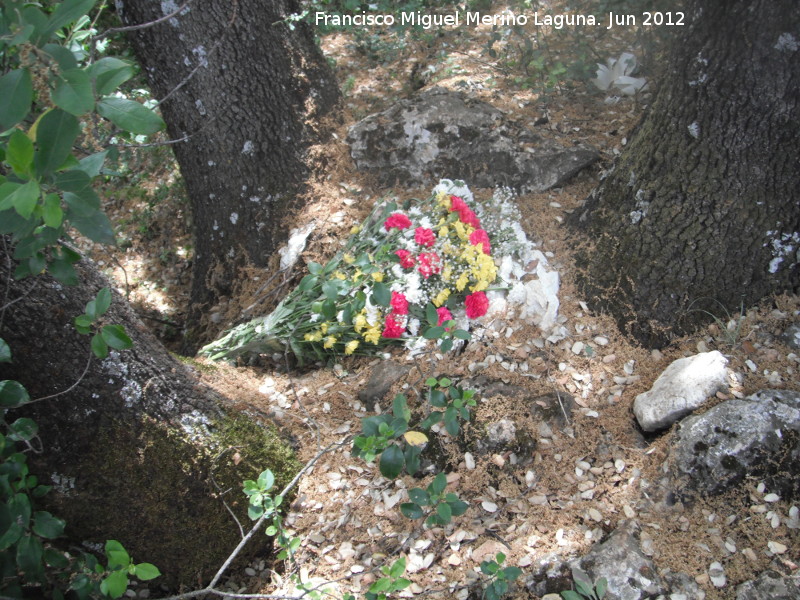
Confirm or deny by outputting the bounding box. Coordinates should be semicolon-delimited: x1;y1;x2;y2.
343;556;411;600
243;469;301;560
561;575;608;600
419;375;476;436
421;303;471;353
73;287;134;359
685;298;747;348
400;472;468;527
480;552;522;600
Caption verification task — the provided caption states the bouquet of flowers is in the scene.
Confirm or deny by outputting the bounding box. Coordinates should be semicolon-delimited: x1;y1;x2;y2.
199;180;527;364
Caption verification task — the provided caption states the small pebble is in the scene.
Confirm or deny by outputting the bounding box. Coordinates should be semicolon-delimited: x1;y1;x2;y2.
708;561;726;587
768;541;787;554
464;452;476;470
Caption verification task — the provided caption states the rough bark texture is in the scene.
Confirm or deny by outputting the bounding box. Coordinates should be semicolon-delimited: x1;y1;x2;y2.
570;0;800;347
0;245;300;587
116;0;340;352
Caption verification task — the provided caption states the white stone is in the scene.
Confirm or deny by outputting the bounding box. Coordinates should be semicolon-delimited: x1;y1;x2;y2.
633;351;729;432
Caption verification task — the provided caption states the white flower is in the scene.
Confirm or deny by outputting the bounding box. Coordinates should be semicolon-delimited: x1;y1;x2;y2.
593;52;647;96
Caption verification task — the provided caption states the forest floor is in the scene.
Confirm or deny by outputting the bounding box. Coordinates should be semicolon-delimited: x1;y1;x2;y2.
85;3;799;599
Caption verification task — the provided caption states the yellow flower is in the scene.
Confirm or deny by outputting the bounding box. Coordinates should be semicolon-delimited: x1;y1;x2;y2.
323;335;337;349
439;225;449;238
350;225;361;235
470;279;488;292
455;272;469;292
354;313;367;333
345;340;359;355
433;289;451;307
436;190;449;208
334;271;346;280
442;265;453;281
320;322;328;334
353;268;363;281
371;272;384;282
304;331;323;342
343;254;355;264
364;326;381;345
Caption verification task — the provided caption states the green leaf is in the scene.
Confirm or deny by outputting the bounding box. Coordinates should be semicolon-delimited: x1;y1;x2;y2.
133;562;160;581
321;298;336;321
91;333;108;360
0;338;11;362
101;325;131;351
448;499;469;517
379;444;404;479
6;130;35;177
423;326;445;339
44;548;70;568
481;560;500;575
96;97;165;135
574;579;596;597
70;210;116;245
43;193;64;228
392;393;410;422
264;524;277;536
436;501;452;522
89;58;135;96
34;109;80;177
105;540;130;569
8;417;38;441
399;502;424;520
444;407;460;436
595;577;608;599
0;180;40;219
0;380;30;408
560;592;582;600
430;473;447;496
425;377;438;387
407;488;430;505
0;69;33;130
44;0;97;39
52;69;94;116
248;504;264;520
16;534;43;576
503;566;523;581
257;469;275;491
78;150;108;177
32;511;65;539
388;556;406;578
94;287;112;317
322;279;341;300
453;329;471;340
0;522;24;551
425;303;438;326
43;44;79;71
440;338;453;352
74;314;93;333
371;281;391;307
101;569;129;599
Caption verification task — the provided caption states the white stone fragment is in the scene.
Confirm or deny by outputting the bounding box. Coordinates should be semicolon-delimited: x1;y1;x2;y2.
708;561;726;587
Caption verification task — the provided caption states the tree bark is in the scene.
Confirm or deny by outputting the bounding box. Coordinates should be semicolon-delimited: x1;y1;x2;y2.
115;0;340;352
570;0;800;347
0;243;299;587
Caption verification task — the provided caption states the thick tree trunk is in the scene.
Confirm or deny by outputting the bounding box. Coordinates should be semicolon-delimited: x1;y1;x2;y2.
116;0;340;352
570;0;799;346
0;245;299;587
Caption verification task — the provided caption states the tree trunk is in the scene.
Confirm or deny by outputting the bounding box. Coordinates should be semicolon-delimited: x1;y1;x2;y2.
115;0;340;352
570;0;800;347
0;244;299;587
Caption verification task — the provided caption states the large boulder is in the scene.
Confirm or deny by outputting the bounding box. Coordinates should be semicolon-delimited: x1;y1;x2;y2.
668;389;800;498
347;87;598;192
735;570;800;599
633;351;729;432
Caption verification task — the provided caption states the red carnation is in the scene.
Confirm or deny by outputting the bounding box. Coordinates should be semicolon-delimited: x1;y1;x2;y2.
465;291;489;319
436;306;454;328
469;229;491;254
384;212;412;231
390;291;409;315
414;227;436;248
449;195;468;213
395;249;416;269
417;252;441;279
458;207;481;229
382;314;405;338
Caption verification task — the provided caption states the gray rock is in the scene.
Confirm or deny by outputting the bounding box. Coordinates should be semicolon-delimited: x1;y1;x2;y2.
781;323;800;350
485;418;517;449
669;389;800;498
662;570;706;599
569;521;665;600
633;351;728;432
357;360;410;406
735;570;800;599
347;87;598;193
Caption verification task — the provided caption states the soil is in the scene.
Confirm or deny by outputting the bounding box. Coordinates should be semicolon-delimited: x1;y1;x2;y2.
83;4;799;599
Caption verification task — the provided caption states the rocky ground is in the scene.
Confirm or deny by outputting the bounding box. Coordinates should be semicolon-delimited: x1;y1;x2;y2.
83;3;799;599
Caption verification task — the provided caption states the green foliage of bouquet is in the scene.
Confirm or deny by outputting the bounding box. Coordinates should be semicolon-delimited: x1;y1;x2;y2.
200;180;522;364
